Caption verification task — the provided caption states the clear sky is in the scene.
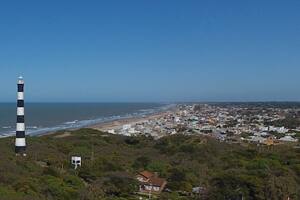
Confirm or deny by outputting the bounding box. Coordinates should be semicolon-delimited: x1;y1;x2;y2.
0;0;299;102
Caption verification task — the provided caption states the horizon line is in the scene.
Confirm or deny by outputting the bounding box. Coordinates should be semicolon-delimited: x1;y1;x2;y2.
0;101;300;104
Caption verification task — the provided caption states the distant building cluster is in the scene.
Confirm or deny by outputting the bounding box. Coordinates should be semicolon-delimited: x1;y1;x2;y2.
108;104;300;146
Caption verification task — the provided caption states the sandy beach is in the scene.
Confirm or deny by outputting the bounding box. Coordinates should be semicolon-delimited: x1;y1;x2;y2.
40;111;170;137
89;110;171;132
36;106;176;137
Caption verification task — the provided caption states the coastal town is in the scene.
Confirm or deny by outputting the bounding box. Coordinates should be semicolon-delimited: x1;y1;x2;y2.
101;104;300;146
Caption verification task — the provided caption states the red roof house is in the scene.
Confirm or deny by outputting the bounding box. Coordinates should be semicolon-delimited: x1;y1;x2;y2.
136;171;167;194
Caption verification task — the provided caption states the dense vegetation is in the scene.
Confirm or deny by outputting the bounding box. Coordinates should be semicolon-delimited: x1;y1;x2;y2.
0;129;299;199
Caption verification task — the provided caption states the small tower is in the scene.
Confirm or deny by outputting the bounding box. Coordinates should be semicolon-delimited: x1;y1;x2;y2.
71;156;82;169
15;76;26;156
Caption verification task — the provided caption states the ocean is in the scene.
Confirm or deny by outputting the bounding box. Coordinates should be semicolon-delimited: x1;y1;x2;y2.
0;103;173;137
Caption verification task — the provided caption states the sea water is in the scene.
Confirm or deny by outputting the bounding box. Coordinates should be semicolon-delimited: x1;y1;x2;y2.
0;103;173;137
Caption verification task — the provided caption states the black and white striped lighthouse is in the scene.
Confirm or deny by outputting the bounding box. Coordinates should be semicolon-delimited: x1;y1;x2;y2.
15;76;26;156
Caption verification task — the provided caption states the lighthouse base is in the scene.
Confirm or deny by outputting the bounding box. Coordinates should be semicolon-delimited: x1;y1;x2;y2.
15;146;26;156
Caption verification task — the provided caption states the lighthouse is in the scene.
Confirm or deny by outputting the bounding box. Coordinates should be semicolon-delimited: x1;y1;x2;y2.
15;76;26;156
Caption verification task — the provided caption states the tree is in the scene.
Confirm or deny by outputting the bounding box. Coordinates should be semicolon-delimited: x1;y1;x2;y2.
132;156;151;170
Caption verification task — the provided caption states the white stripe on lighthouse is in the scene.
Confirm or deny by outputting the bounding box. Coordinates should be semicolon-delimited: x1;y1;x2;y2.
17;92;24;100
15;138;26;146
17;107;24;116
16;123;25;131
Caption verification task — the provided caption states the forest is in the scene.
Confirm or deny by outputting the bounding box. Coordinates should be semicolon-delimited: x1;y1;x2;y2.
0;128;299;200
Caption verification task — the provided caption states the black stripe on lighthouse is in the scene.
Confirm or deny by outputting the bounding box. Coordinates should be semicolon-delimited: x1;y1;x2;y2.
15;76;26;155
17;115;25;123
16;131;25;138
17;100;24;107
18;84;24;92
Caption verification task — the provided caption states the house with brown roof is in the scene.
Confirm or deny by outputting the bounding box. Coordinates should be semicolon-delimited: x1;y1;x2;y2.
136;170;167;194
263;136;276;146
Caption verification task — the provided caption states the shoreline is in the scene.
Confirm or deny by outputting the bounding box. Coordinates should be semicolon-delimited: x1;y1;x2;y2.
39;109;173;137
13;104;176;137
88;109;172;132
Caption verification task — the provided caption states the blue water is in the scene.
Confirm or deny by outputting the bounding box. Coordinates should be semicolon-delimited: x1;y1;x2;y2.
0;103;173;137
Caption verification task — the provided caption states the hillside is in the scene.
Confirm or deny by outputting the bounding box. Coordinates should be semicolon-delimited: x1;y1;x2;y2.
0;129;299;200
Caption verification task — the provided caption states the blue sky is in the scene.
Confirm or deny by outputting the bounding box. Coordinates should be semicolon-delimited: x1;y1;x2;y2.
0;0;299;102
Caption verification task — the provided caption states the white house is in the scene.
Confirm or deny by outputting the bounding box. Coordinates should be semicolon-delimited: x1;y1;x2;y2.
279;136;298;142
71;156;81;169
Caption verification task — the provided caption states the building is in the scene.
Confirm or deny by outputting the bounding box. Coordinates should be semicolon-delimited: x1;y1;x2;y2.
136;171;167;195
263;136;275;146
279;136;298;142
15;76;26;156
71;156;82;169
